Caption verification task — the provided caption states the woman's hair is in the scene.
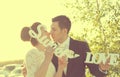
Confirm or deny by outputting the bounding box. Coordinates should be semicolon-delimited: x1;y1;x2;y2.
21;22;41;46
21;27;30;41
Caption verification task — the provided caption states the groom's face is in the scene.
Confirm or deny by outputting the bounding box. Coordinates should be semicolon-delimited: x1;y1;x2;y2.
50;21;65;43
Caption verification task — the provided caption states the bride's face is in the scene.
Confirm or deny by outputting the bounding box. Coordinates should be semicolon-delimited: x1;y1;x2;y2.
40;26;50;39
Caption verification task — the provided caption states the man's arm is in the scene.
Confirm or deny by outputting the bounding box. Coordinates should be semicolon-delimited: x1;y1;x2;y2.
84;42;108;77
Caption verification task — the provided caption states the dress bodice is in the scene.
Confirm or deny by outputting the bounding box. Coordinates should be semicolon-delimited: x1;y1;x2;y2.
25;49;55;77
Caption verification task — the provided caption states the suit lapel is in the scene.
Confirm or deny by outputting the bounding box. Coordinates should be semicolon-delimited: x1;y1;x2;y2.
66;38;76;77
52;54;58;72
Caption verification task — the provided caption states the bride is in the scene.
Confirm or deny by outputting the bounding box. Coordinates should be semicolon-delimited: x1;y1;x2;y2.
21;22;67;77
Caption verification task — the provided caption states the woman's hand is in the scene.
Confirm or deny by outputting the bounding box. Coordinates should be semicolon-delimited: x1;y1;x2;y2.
58;56;68;70
44;46;55;61
54;56;68;77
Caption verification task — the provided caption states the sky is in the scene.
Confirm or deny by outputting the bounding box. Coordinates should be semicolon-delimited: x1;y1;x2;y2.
0;0;62;61
0;0;80;62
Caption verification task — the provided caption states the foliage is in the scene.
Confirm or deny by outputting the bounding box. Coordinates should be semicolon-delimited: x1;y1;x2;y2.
64;0;120;76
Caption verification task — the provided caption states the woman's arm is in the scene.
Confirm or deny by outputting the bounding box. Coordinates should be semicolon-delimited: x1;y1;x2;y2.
34;46;54;77
25;50;38;77
34;58;51;77
22;63;27;77
54;56;68;77
25;54;51;77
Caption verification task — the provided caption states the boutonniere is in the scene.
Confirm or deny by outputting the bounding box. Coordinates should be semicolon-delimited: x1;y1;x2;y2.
54;47;80;58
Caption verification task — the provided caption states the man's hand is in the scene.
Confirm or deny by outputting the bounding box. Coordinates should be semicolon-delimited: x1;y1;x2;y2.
99;57;110;71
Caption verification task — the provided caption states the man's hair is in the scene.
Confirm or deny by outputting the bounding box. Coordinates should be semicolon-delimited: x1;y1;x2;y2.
52;15;71;33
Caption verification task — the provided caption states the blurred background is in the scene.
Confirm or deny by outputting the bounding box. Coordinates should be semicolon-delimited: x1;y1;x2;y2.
0;0;119;77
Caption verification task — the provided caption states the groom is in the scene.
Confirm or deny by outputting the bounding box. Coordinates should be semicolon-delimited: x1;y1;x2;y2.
50;15;109;77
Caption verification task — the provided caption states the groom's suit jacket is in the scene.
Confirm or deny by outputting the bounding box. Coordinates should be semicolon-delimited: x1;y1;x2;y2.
52;38;106;77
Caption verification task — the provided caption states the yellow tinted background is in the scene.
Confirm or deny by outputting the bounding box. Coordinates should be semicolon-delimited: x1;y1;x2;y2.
0;0;68;61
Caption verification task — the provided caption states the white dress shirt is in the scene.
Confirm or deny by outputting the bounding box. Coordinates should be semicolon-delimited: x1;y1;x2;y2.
58;37;70;74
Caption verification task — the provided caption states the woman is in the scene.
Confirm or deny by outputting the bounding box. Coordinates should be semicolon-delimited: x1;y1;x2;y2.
21;22;67;77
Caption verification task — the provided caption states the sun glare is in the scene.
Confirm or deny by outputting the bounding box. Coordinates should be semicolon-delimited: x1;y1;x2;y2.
0;0;66;62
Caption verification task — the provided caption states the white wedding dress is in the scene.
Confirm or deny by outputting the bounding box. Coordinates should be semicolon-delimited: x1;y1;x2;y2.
25;48;56;77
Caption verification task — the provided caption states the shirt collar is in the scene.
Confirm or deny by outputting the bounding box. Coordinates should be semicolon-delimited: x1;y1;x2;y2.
58;37;70;49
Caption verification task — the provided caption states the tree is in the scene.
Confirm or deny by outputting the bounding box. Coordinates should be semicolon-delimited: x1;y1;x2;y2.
64;0;120;76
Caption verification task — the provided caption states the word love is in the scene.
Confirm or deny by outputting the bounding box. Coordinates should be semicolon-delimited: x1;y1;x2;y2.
85;52;119;66
29;24;80;59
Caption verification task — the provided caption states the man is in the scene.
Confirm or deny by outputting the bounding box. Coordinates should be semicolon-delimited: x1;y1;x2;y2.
50;15;109;77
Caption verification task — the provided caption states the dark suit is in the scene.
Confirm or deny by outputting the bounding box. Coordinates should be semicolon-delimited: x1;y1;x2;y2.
52;38;106;77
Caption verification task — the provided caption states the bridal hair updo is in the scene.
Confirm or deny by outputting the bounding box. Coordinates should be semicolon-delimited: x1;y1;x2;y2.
21;22;41;46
